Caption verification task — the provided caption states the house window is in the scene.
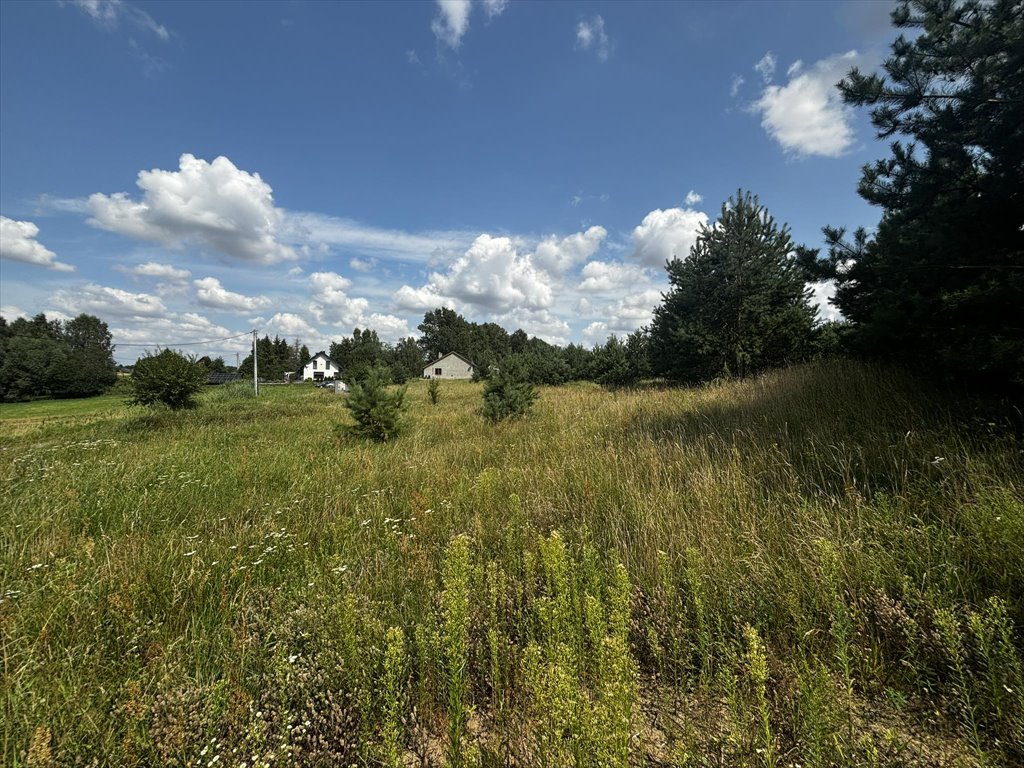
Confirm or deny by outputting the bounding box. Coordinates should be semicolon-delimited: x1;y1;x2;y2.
313;360;318;370
435;368;442;376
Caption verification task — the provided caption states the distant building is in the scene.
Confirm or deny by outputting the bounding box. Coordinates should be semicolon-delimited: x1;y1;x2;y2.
423;352;475;380
302;351;339;381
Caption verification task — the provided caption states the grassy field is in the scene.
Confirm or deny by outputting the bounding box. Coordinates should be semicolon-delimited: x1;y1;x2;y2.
2;362;1022;767
0;393;128;422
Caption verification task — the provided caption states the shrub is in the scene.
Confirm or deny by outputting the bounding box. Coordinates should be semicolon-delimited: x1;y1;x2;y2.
482;361;537;422
128;349;205;410
427;378;440;405
343;363;408;441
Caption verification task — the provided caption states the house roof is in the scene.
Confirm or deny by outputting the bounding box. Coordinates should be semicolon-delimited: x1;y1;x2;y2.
424;351;475;369
307;351;335;366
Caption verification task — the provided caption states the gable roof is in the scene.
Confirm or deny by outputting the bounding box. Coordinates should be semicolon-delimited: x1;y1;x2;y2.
306;350;336;366
425;351;475;369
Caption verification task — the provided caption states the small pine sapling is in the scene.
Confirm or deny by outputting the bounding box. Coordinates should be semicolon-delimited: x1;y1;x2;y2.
343;363;408;442
482;360;537;422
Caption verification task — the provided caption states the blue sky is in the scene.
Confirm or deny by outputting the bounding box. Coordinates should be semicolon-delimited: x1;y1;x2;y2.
1;0;897;362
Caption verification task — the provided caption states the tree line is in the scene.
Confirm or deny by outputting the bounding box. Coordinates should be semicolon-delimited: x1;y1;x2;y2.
0;313;118;401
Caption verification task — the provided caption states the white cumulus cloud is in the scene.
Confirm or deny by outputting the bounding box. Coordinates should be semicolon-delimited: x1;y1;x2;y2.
582;288;663;343
393;284;455;313
0;217;74;272
308;271;409;338
631;207;709;268
684;190;702;205
401;234;554;313
263;312;321;339
87;153;298;263
432;0;473;48
532;226;606;275
752;50;867;158
578;260;649;292
194;277;273;313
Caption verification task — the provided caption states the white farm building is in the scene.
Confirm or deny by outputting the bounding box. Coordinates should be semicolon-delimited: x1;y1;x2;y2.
423;352;475;380
302;351;339;381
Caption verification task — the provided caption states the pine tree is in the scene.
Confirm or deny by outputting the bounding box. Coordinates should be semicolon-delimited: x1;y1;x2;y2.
801;0;1024;388
482;359;537;422
343;363;408;441
650;191;817;382
595;336;635;388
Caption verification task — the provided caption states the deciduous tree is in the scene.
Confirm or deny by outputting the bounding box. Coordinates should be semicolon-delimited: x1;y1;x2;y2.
129;349;205;410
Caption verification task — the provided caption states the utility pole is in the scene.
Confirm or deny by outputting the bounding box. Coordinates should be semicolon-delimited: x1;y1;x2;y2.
252;329;259;397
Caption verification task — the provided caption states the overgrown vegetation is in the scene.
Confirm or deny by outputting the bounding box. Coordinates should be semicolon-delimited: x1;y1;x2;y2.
2;362;1021;765
127;348;206;410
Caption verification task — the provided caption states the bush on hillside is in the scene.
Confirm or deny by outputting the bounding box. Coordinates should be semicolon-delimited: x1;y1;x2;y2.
482;361;537;422
343;363;408;441
128;349;206;410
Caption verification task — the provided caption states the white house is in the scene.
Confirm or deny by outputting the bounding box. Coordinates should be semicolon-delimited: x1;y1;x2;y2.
302;351;340;381
423;352;475;380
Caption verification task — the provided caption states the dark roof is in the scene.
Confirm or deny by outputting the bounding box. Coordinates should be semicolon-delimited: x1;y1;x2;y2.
307;351;335;366
426;351;475;369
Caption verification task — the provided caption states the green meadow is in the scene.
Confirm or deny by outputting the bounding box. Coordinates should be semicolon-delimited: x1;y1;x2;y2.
1;361;1022;767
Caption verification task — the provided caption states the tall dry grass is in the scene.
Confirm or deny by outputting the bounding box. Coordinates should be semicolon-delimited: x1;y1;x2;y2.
1;361;1021;766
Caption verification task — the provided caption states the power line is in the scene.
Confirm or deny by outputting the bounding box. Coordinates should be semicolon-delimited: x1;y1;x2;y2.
3;330;255;347
112;330;255;347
